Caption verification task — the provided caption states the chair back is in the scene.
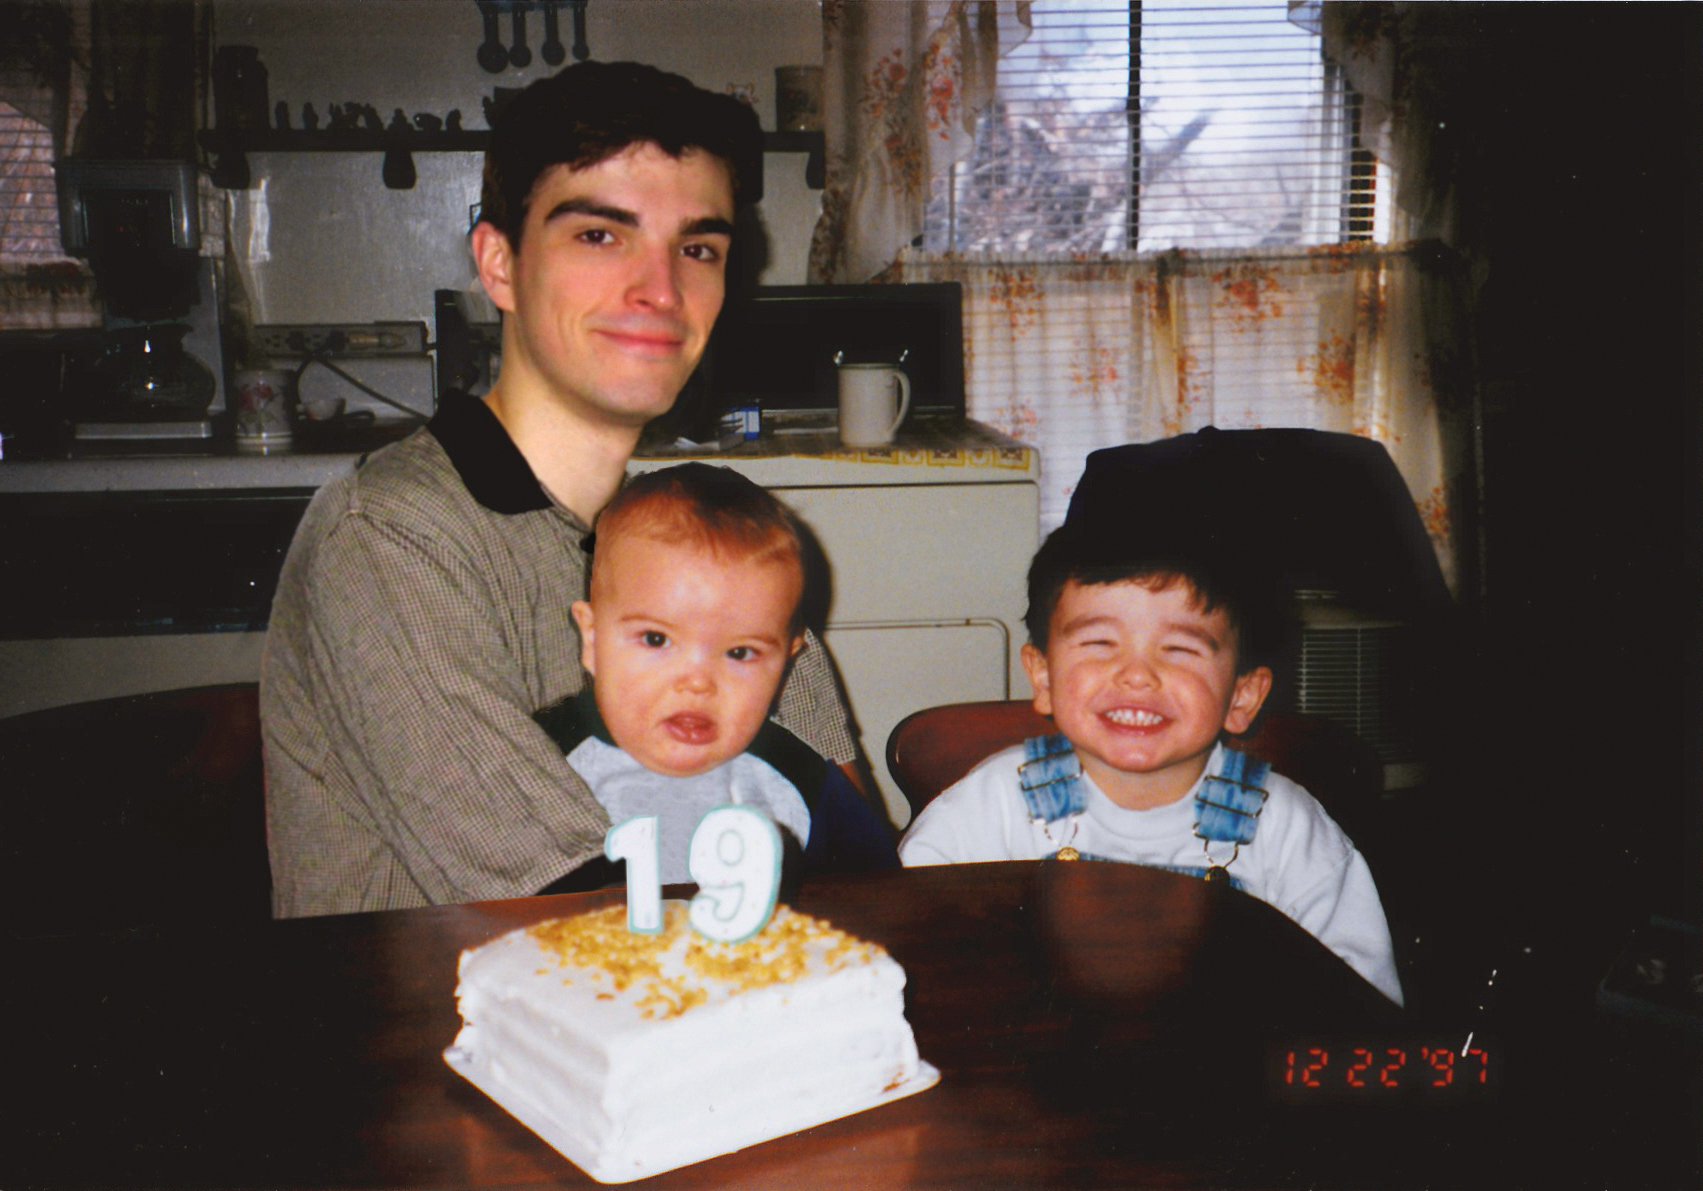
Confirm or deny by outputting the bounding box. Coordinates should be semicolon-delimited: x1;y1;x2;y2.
0;683;270;937
887;700;1383;838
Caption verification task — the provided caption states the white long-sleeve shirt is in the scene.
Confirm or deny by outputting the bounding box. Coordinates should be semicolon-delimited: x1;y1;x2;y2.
900;742;1404;1005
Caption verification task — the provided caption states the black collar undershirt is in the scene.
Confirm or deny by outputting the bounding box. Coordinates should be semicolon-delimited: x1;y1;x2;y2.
426;389;555;516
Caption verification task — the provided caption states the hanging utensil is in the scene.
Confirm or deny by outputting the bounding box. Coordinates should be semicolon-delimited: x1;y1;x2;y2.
507;2;532;68
382;147;417;189
475;0;508;72
567;0;589;61
541;1;567;66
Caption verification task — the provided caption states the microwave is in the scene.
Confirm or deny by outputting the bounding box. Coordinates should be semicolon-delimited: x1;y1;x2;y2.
661;282;966;442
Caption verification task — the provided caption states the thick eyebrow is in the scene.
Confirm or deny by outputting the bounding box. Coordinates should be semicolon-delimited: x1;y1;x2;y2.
542;198;734;239
1159;621;1224;651
544;197;638;227
1056;613;1120;639
682;214;736;238
1054;613;1223;652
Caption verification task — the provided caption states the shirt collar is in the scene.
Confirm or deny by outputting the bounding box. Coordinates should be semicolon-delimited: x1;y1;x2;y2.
577;684;618;747
427;390;554;515
1078;742;1229;825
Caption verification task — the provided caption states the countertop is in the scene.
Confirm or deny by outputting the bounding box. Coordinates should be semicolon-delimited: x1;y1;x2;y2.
0;412;1037;494
0;417;416;494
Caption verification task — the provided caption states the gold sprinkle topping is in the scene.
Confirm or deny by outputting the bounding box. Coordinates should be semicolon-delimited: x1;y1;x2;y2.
528;905;688;991
524;905;885;1018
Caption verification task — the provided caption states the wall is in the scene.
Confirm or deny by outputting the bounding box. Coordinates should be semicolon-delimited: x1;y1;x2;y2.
215;0;824;331
1413;7;1702;947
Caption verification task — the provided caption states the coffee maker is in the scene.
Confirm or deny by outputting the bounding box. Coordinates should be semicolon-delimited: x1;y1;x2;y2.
57;159;227;440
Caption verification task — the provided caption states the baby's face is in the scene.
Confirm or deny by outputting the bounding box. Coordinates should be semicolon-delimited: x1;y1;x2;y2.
573;533;803;777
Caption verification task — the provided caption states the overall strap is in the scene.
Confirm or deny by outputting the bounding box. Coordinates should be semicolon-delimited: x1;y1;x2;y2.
1016;739;1271;879
1195;747;1271;844
1017;734;1087;823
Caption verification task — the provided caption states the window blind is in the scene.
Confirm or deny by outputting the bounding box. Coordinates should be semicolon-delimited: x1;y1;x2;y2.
924;0;1390;255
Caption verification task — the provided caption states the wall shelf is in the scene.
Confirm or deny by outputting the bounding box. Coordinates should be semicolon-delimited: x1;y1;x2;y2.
198;128;824;190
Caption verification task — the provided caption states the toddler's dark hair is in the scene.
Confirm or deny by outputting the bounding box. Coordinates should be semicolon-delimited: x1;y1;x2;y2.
1024;522;1289;675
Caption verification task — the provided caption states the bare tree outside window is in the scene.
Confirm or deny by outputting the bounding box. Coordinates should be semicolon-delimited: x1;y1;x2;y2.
924;0;1385;256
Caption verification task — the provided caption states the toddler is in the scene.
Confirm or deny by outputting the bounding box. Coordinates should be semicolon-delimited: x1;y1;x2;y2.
899;524;1403;1004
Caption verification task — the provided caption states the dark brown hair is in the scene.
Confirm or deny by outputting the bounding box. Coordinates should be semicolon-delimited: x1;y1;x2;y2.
1023;523;1288;675
478;60;763;249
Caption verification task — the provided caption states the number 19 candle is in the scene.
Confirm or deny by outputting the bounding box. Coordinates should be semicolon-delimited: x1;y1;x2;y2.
687;805;782;944
604;815;662;933
604;806;782;943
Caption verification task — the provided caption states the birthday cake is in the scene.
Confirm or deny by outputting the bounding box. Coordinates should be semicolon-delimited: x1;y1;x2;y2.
444;901;938;1183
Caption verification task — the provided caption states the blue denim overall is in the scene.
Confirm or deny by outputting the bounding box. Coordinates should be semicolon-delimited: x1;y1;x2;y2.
1016;734;1270;890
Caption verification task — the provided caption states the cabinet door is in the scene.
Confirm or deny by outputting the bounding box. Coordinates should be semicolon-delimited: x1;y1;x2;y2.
823;619;1014;827
775;481;1038;825
775;483;1037;627
0;633;267;719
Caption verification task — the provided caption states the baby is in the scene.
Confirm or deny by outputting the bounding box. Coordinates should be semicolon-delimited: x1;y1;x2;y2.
899;522;1403;1004
535;462;897;884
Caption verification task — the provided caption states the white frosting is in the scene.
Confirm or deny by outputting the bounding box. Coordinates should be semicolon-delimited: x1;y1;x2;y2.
444;902;937;1183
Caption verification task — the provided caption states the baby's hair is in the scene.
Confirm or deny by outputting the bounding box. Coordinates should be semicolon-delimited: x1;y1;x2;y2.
1024;524;1287;675
594;463;806;630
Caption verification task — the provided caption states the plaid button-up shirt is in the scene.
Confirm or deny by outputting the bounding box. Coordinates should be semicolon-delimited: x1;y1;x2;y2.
260;394;858;917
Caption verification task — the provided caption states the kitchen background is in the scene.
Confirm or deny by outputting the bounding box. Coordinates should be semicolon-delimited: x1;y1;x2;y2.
227;0;827;418
0;0;1043;830
0;2;1697;1029
224;1;823;306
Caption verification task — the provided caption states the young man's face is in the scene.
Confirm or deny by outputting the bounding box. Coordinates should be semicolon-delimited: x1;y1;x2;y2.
474;143;735;431
572;533;803;777
1021;578;1271;811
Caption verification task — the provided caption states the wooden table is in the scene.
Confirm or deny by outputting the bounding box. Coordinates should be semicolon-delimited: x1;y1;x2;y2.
1;861;1607;1189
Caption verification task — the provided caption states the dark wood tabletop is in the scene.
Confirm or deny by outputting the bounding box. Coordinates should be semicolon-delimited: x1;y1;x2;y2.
4;860;1641;1190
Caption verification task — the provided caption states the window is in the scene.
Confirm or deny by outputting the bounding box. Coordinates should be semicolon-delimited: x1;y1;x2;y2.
899;0;1455;569
923;0;1390;255
0;0;124;337
0;56;99;332
0;90;69;262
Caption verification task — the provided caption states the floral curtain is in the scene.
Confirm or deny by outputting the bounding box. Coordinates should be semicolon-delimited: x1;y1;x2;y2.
816;1;1481;598
895;243;1476;595
807;0;1030;285
1294;0;1499;253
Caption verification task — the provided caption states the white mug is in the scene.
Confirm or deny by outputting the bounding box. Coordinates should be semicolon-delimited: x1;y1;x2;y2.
836;363;911;447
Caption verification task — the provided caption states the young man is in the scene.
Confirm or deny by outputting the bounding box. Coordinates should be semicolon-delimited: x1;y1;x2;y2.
261;62;866;918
